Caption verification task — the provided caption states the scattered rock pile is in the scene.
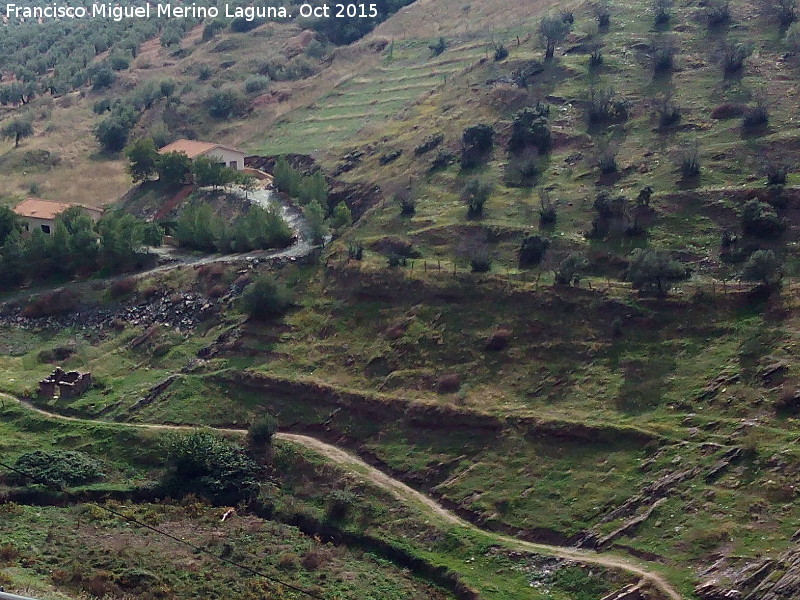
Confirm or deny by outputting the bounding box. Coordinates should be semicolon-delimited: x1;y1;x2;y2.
0;291;219;332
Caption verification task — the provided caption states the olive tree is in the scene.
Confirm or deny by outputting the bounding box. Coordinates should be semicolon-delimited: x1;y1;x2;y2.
628;248;685;296
539;14;572;59
2;118;33;148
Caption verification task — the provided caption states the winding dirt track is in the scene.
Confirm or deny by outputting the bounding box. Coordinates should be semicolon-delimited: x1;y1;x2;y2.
2;394;684;600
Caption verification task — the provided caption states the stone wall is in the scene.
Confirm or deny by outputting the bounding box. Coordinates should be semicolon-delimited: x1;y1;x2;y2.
38;368;91;399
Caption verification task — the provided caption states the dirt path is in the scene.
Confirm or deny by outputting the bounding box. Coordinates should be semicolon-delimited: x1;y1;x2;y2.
3;394;684;600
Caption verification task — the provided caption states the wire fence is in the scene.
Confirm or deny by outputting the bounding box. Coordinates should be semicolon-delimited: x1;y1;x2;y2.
374;258;756;297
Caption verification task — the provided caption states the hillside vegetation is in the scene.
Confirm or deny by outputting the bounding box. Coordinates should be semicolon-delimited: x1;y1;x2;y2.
2;0;800;599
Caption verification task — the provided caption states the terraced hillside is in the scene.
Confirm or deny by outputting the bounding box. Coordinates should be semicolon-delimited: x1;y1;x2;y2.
255;33;530;154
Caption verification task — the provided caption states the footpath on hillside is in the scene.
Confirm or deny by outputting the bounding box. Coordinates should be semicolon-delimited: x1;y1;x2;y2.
2;393;684;600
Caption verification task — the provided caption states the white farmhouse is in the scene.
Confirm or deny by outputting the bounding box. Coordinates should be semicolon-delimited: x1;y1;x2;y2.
158;139;246;171
13;198;102;235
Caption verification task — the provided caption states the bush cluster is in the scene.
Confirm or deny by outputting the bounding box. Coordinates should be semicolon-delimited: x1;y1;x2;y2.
175;202;293;253
241;276;292;320
161;431;259;505
0;206;160;287
10;451;104;487
272;157;329;206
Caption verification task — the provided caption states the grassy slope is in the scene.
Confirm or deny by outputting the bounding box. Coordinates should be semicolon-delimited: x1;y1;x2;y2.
189;0;800;585
3;0;800;597
0;396;628;600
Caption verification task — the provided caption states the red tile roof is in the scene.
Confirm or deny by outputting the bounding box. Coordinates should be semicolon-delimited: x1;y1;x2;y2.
158;139;242;158
13;198;102;220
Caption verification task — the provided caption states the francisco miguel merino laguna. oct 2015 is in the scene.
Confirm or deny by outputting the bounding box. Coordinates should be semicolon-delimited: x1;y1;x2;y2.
3;3;299;21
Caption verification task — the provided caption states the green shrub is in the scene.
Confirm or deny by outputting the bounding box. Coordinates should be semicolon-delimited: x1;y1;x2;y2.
305;39;326;58
508;103;551;153
198;64;213;81
92;67;115;90
231;16;265;32
552;566;612;600
326;489;357;521
651;34;677;72
93;98;112;114
205;89;246;119
554;253;588;285
504;151;541;187
765;162;789;185
471;256;492;272
627;248;685;296
742;93;769;128
593;1;611;28
240;276;292;320
461;179;493;218
706;0;731;27
653;0;672;23
347;242;364;260
109;53;130;71
719;39;753;74
786;21;800;51
244;75;270;94
519;235;550;267
539;14;571;59
247;414;278;447
741;199;786;238
461;123;494;168
331;201;353;231
655;93;681;127
10;451;104;487
595;138;619;174
429;36;447;56
394;191;417;216
741;249;783;289
161;431;259;505
679;142;701;177
587;87;629;124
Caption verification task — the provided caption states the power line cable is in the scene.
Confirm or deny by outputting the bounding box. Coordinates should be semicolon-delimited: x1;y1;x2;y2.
0;459;325;600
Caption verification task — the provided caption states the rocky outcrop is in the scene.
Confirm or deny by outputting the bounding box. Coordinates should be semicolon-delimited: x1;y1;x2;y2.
601;583;646;600
695;373;740;402
129;375;178;412
696;542;800;600
575;448;742;549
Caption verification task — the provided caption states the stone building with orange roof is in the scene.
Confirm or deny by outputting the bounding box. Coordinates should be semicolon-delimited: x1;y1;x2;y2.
13;198;102;235
158;139;245;171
